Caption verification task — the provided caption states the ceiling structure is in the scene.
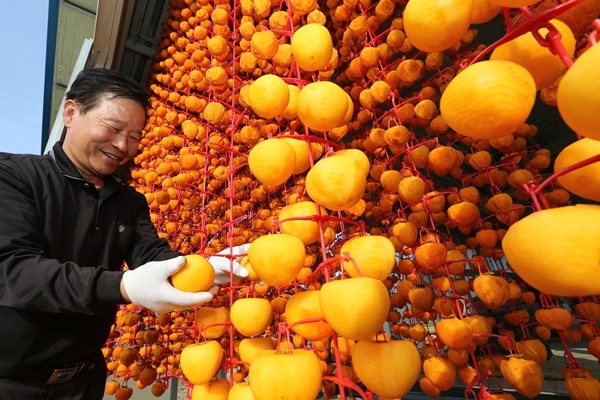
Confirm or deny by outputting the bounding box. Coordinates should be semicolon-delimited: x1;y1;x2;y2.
95;0;169;83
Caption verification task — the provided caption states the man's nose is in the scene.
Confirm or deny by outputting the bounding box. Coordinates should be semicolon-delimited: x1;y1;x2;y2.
114;132;130;153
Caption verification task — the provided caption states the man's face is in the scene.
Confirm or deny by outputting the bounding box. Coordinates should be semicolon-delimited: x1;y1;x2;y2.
62;95;146;187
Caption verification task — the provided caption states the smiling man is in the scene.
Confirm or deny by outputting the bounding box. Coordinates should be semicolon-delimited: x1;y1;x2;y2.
62;78;147;188
0;68;247;399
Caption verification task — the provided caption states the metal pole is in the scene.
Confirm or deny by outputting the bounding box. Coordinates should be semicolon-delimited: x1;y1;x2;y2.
169;378;178;400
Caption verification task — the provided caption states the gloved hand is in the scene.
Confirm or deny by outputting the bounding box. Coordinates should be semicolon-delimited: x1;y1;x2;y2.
207;243;250;285
121;256;218;314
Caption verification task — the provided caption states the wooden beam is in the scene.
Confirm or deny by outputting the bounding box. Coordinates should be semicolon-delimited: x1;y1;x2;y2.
91;0;128;69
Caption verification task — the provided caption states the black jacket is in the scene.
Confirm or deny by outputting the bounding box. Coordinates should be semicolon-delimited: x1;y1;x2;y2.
0;142;178;376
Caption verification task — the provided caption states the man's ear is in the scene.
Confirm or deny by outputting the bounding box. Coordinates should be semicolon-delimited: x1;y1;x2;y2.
62;99;78;127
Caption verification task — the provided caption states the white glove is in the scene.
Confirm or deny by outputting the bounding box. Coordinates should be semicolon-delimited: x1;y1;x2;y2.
121;256;218;314
208;244;250;285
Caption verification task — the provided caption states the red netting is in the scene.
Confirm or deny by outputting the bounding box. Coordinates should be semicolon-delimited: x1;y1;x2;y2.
102;0;600;399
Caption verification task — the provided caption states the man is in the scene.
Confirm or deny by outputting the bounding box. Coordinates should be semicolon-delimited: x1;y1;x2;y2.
0;68;247;399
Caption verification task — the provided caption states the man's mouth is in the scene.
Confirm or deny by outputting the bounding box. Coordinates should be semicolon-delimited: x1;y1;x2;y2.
102;151;122;163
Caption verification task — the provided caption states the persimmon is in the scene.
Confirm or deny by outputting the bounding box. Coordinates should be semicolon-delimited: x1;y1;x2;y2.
435;317;474;352
574;302;600;321
228;382;255;400
464;315;493;345
305;154;367;211
115;387;134;400
403;0;473;52
352;339;421;398
471;0;502;24
248;349;322;400
554;138;600;202
238;337;276;363
278;201;327;245
499;356;544;398
285;290;333;341
151;382;167;397
289;0;318;15
491;19;575;90
503;204;600;296
171;254;216;293
280;85;300;121
105;380;120;395
440;60;536;139
557;43;600;140
423;355;457;391
247;74;290;119
398;176;426;205
250;30;279;60
319;277;390;340
180;340;223;385
517;339;548;366
195;307;230;339
340;235;396;280
419;376;442;398
291;23;333;71
564;373;600;400
247;233;306;286
335;148;371;176
535;307;573;331
230;298;274;337
248;138;296;186
297;81;353;132
392;220;418;246
472;273;509;310
191;377;230;400
138;366;158;386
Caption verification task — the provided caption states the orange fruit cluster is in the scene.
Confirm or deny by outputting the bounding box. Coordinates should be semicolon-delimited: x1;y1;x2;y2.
103;0;600;399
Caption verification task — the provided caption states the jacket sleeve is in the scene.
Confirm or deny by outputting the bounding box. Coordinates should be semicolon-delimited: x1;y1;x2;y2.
0;155;178;315
0;157;121;314
95;191;180;306
124;190;181;269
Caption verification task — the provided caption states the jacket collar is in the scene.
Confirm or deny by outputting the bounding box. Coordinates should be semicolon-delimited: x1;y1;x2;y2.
50;142;128;189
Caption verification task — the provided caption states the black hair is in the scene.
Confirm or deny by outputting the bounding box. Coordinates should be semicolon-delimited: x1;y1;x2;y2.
65;68;150;114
